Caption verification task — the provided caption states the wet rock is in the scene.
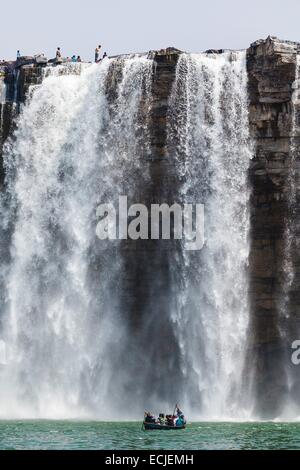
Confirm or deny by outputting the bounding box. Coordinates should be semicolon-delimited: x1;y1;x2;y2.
247;35;300;416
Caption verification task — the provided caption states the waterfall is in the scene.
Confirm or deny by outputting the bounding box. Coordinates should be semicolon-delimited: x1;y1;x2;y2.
0;76;6;148
0;77;6;103
0;50;253;420
167;51;252;419
0;57;153;419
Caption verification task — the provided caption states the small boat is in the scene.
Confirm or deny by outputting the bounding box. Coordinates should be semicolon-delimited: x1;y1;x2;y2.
143;404;186;430
143;421;186;430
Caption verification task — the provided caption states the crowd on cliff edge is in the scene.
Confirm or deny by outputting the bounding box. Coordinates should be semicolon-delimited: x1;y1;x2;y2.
55;45;107;63
0;45;108;66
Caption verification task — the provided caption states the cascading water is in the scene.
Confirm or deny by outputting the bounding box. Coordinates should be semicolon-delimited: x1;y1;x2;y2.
167;51;252;419
0;76;7;148
0;49;253;421
0;57;153;419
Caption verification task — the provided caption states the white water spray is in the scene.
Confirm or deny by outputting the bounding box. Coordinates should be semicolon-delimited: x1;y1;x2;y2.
0;57;153;419
0;51;253;420
167;51;252;419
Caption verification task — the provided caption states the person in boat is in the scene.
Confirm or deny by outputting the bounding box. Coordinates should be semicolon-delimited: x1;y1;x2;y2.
166;414;174;426
144;411;156;423
158;413;166;425
175;405;185;426
71;55;77;62
175;414;185;427
77;56;82;62
176;405;184;418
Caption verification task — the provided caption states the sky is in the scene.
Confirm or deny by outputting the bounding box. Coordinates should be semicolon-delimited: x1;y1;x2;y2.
1;0;300;61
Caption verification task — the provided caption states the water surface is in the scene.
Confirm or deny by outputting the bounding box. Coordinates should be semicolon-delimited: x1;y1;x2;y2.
0;421;299;450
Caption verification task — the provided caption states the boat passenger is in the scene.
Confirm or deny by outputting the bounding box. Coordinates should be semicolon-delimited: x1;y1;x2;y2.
144;411;156;423
176;405;184;418
176;415;185;427
166;415;174;426
71;55;77;62
158;413;166;425
77;56;82;62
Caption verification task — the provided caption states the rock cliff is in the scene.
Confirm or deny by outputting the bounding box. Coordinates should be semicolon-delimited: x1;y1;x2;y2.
247;36;300;416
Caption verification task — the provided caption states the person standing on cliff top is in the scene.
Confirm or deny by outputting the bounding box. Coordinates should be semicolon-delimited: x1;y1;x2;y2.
16;50;21;60
56;47;62;63
95;45;101;62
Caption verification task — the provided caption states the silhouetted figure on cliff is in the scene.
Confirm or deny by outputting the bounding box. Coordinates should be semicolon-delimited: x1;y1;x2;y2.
102;52;107;59
16;50;21;60
95;45;101;62
56;47;62;63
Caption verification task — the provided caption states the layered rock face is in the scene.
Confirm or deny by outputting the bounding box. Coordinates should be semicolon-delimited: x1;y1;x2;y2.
247;36;300;416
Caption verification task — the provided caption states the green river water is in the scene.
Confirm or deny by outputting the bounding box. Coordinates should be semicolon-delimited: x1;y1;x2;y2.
0;421;299;450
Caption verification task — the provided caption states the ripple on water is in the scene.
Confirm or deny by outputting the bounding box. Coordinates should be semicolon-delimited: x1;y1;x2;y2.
0;421;300;450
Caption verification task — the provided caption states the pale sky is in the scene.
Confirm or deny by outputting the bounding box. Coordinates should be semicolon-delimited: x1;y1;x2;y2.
1;0;300;61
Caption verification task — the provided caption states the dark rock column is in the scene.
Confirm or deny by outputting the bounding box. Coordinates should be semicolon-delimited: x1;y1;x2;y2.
246;36;300;416
0;64;44;185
